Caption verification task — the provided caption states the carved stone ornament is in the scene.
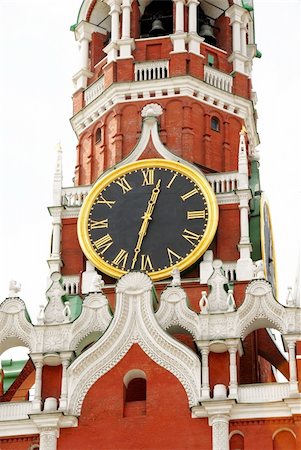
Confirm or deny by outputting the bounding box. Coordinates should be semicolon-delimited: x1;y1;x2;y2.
207;260;229;313
44;273;66;325
67;272;201;415
141;103;163;118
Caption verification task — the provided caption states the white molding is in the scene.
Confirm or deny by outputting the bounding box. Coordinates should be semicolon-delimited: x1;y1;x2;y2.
70;75;259;151
67;272;201;415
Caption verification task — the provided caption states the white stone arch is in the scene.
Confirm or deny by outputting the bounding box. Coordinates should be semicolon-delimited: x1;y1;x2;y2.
237;280;287;339
67;272;201;415
78;0;111;33
272;427;297;440
0;298;33;353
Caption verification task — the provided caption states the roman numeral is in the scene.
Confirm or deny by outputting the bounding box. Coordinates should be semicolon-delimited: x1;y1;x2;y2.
114;176;132;194
112;249;129;270
96;194;116;209
94;234;113;254
167;248;182;266
182;229;201;247
142;168;155;186
90;219;109;229
181;188;198;201
140;254;154;271
187;210;206;220
166;172;177;189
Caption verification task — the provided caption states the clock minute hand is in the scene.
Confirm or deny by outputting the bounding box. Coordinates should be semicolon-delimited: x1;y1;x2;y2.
131;179;161;270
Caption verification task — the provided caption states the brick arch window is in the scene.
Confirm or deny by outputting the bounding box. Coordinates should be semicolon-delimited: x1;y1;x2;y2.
124;369;147;402
273;429;296;450
211;116;220;132
229;431;244;450
95;127;102;143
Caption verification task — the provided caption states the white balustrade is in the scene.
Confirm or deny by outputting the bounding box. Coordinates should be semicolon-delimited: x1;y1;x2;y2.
84;77;104;105
238;382;290;403
223;262;237;282
204;66;233;93
0;401;32;421
206;172;238;194
62;275;80;295
135;60;169;82
61;186;91;207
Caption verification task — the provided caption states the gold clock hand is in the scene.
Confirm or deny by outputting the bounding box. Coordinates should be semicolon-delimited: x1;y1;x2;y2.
131;180;161;270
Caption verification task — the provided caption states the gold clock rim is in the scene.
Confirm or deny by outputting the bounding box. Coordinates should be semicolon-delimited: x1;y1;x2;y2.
77;159;219;281
260;195;278;299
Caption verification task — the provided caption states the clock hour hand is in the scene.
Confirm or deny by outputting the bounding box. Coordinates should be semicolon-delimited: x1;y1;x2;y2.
131;179;161;270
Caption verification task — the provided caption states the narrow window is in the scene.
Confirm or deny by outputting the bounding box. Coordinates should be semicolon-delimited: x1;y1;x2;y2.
211;116;220;132
208;54;215;67
126;378;146;402
95;127;102;143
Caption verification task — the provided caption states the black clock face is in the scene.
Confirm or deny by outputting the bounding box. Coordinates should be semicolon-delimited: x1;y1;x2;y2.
78;160;218;280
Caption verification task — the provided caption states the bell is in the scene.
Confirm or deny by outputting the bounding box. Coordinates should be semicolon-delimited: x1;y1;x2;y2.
149;18;166;37
200;22;216;46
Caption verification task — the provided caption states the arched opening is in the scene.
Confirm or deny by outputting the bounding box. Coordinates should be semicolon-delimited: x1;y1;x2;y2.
123;369;147;417
197;6;216;46
230;431;244;450
211;116;220;132
95;127;102;143
140;0;173;38
0;345;35;402
273;429;296;450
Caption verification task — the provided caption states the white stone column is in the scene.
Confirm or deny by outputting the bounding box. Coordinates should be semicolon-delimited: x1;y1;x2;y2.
225;5;248;74
287;340;299;394
72;22;95;90
240;22;247;57
32;355;44;412
187;0;203;55
209;415;230;450
232;20;241;53
175;0;185;33
236;190;253;281
104;3;121;62
171;0;186;53
119;0;134;58
121;0;131;38
201;346;210;399
59;352;73;411
40;427;59;450
48;207;63;275
228;346;238;398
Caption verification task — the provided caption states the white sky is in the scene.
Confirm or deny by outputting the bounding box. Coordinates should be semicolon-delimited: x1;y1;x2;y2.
0;0;300;323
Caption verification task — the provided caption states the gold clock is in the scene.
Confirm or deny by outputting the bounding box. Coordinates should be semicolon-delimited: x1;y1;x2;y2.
77;159;218;281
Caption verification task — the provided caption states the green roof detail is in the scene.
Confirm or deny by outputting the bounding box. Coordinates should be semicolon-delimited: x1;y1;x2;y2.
70;0;85;31
63;294;83;321
256;49;262;58
1;359;27;393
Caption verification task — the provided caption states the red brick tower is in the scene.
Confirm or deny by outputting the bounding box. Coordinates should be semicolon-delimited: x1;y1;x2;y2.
0;1;300;450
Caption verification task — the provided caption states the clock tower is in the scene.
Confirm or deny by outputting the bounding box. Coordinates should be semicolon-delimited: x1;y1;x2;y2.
0;1;300;450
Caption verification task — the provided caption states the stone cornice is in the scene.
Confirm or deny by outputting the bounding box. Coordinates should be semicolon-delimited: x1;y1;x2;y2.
70;75;259;149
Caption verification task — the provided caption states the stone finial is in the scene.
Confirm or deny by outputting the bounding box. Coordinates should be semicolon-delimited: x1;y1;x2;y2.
63;301;72;323
227;289;236;312
53;142;63;206
171;268;181;287
141;103;163;118
37;304;45;325
8;280;21;298
286;286;295;308
199;250;214;284
90;273;105;293
207;260;229;313
238;128;248;189
253;260;265;279
199;291;208;314
44;272;66;324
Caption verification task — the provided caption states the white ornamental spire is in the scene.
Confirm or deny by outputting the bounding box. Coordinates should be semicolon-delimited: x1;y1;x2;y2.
53;142;63;206
238;127;248;189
